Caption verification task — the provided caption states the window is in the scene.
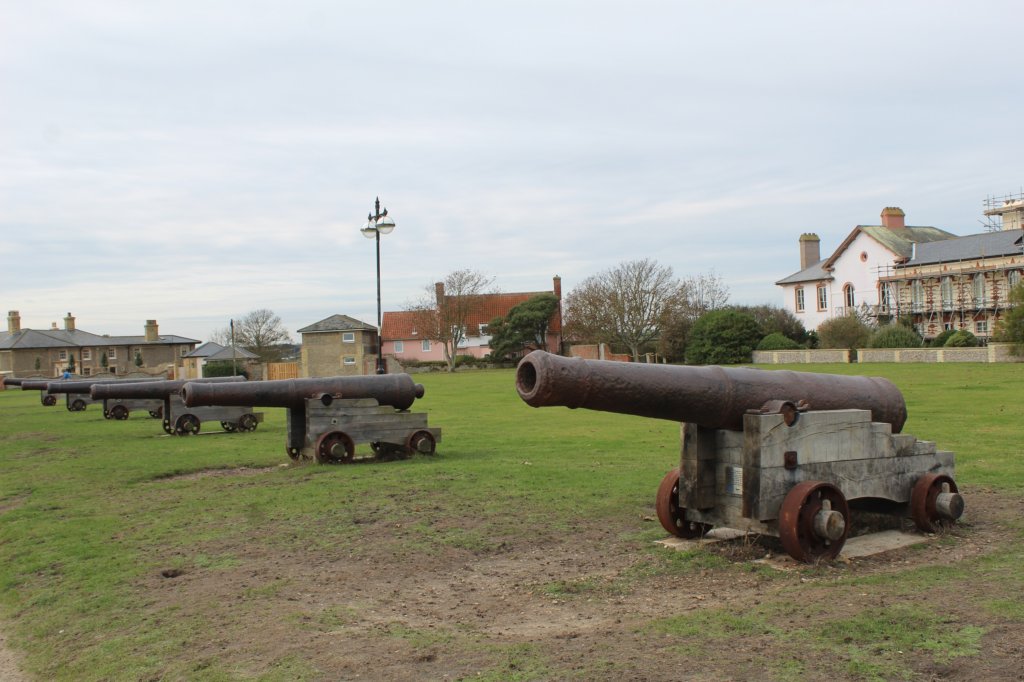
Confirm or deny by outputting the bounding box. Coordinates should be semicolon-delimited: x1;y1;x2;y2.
343;356;356;365
82;367;92;376
976;320;989;334
843;283;855;309
943;321;953;331
911;280;924;311
941;277;953;309
394;340;404;353
878;282;894;312
82;348;92;361
342;332;355;343
108;347;117;360
816;285;827;311
973;274;986;305
795;287;805;312
59;350;67;361
180;347;188;357
1009;270;1021;289
421;340;431;352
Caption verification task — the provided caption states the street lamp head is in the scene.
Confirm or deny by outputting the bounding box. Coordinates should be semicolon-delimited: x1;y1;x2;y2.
361;223;377;239
376;214;396;234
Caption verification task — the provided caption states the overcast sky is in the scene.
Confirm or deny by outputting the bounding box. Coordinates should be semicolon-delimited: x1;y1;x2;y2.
2;1;1022;341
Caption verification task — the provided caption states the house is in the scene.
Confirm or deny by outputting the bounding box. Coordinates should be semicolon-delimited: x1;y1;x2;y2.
775;208;956;331
381;276;563;362
876;195;1024;341
297;314;379;377
181;342;260;379
0;312;198;378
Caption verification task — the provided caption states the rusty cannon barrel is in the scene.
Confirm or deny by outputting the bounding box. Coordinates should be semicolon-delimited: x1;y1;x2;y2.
3;377;29;387
181;375;426;411
21;380;53;391
46;377;161;395
90;375;246;400
515;350;907;433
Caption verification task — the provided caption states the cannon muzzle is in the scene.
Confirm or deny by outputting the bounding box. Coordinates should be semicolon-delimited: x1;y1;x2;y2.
90;376;246;400
2;377;28;387
515;350;907;432
181;375;425;411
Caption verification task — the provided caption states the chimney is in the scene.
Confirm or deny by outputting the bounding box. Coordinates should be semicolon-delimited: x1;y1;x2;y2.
51;322;58;330
7;310;20;334
881;207;906;230
64;312;76;332
434;282;445;307
799;233;821;269
145;319;159;342
553;275;562;299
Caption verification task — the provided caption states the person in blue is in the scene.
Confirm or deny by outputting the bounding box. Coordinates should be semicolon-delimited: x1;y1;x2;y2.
62;369;71;379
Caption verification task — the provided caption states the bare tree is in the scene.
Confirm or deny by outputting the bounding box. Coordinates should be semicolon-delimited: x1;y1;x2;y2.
209;309;292;362
681;271;730;316
658;271;731;361
405;269;495;372
564;258;683;362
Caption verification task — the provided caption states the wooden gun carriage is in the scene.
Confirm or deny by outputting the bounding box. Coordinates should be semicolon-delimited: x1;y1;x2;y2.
515;351;963;563
181;375;441;463
91;376;260;435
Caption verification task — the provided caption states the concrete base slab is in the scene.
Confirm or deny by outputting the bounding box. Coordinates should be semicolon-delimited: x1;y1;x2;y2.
656;528;931;567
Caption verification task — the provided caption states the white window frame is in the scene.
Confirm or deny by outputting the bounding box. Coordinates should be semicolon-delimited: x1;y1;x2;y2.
342;356;356;365
911;280;924;311
82;348;92;361
342;332;355;343
394;340;404;354
108;347;117;360
1009;270;1022;289
843;283;855;309
816;285;827;312
795;287;805;312
59;349;68;361
975;320;989;334
421;340;431;352
973;274;986;304
941;277;953;309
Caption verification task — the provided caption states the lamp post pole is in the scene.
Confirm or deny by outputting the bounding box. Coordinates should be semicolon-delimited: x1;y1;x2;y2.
361;197;395;374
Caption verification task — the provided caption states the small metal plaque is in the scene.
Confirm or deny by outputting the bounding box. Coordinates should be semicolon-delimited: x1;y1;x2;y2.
725;466;743;496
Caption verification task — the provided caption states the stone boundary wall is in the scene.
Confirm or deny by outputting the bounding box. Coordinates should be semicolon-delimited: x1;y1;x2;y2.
754;343;1023;364
752;349;851;364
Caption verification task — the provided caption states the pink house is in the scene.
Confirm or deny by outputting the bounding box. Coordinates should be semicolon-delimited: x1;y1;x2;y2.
381;276;563;362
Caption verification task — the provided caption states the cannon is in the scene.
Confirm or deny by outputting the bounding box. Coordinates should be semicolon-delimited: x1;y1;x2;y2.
515;351;963;563
46;377;164;414
20;379;59;406
90;376;259;434
181;375;441;463
2;377;29;387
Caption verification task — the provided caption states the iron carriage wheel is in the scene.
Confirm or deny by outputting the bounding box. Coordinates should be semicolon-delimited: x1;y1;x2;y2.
655;468;710;539
315;431;355;464
174;414;201;436
778;480;850;563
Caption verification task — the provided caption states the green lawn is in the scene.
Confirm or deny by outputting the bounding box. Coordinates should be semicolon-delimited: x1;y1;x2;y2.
1;363;1022;680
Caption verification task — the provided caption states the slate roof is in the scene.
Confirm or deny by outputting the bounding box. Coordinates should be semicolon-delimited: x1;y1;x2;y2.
203;345;258;361
184;342;226;358
380;291;561;341
902;229;1023;266
0;328;198;350
775;224;958;286
297;314;377;334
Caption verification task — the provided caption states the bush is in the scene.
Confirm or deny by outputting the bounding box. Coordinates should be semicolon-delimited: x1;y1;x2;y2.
817;313;871;349
202;361;249;379
686;310;762;365
867;324;923;348
756;332;802;351
928;329;956;347
944;330;979;347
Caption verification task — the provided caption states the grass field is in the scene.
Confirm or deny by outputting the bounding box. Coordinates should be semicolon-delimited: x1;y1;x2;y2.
1;363;1022;680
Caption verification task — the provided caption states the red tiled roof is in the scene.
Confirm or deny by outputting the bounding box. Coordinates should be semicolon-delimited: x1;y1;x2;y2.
381;289;561;341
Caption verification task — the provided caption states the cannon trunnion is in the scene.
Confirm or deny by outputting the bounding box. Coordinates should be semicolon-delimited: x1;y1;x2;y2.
515;351;963;564
181;375;440;463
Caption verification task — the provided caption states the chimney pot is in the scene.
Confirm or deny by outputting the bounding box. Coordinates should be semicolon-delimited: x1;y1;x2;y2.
64;312;76;332
6;310;21;334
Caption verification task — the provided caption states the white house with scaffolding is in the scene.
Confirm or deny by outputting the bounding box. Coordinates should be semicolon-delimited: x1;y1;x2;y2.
775;207;955;331
876;194;1024;341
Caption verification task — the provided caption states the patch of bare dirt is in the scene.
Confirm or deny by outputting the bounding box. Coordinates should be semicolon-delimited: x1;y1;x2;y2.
155;466;281;481
117;486;1024;681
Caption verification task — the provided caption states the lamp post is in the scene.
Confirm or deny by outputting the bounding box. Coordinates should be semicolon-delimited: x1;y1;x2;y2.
361;196;395;374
